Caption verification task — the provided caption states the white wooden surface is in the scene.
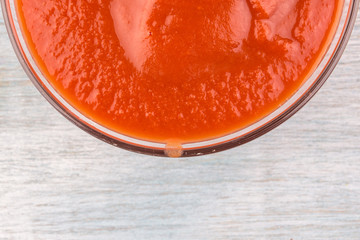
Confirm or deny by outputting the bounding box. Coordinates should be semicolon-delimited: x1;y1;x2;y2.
1;9;360;240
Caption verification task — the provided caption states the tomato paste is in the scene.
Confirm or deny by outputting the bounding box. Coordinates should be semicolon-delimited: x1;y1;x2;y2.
16;0;342;142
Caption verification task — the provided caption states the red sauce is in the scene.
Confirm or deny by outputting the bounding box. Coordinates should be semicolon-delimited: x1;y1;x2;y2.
16;0;342;142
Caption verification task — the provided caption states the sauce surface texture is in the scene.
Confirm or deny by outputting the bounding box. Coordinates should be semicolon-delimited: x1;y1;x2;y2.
16;0;341;142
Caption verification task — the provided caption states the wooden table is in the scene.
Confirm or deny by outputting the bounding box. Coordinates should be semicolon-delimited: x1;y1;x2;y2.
1;8;359;240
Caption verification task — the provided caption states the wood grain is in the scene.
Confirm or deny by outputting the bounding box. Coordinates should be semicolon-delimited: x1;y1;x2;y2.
0;7;360;240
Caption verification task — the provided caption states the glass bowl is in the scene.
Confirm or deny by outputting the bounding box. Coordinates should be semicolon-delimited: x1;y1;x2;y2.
1;0;359;157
